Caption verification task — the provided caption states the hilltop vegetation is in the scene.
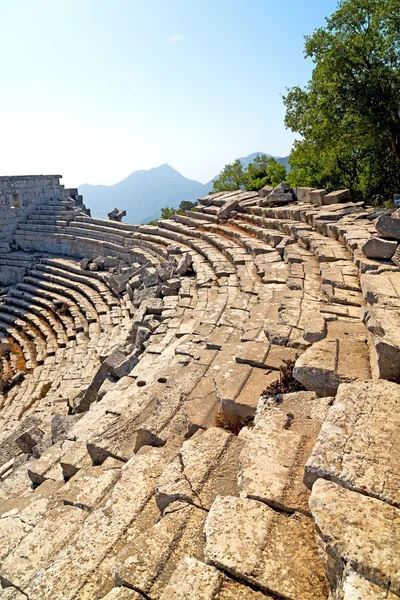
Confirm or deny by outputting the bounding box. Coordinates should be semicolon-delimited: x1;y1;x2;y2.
284;0;400;205
212;154;287;193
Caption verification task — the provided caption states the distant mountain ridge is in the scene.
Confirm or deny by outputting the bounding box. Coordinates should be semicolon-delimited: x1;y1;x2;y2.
79;153;289;224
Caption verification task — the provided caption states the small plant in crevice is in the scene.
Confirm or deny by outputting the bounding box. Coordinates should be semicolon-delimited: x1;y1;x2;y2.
262;358;305;396
214;408;254;435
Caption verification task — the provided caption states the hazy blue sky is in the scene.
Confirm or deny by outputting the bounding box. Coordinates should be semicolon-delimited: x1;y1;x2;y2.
0;0;338;187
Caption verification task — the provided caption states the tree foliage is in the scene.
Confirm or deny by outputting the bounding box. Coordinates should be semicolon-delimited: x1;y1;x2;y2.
156;200;198;222
283;0;400;204
212;155;287;193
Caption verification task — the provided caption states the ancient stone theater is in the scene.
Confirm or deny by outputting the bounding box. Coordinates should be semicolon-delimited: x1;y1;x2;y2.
0;175;399;599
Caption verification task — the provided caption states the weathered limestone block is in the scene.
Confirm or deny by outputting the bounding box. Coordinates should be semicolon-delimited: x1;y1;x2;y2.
305;380;400;506
309;479;400;596
219;198;240;218
323;189;351;205
258;185;274;198
175;251;193;275
204;496;329;600
51;414;81;443
294;187;315;202
293;337;370;396
0;505;86;590
361;272;400;308
100;588;145;599
26;444;64;485
114;501;207;598
309;189;328;205
60;440;92;479
15;426;44;453
25;448;169;599
58;462;121;511
238;409;317;515
155;427;242;512
362;306;400;381
361;237;397;259
303;314;327;343
160;557;273;600
375;215;400;240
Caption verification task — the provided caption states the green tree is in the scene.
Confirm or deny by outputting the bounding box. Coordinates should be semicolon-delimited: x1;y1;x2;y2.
213;155;287;193
179;200;197;212
212;159;246;192
160;206;177;219
283;0;400;204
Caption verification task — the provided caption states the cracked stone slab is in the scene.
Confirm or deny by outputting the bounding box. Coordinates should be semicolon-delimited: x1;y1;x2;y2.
341;570;398;600
293;334;370;396
305;380;400;506
100;588;145;599
114;501;207;599
160;557;274;600
238;405;325;515
361;272;400;309
0;505;86;590
57;462;121;511
309;479;400;596
155;427;243;512
363;306;400;381
24;447;169;600
204;495;329;600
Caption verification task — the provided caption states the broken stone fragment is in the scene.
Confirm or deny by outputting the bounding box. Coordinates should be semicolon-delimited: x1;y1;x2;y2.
51;414;82;443
15;426;45;454
375;214;400;240
361;237;397;259
80;257;90;270
175;252;193;275
27;444;64;485
108;207;126;221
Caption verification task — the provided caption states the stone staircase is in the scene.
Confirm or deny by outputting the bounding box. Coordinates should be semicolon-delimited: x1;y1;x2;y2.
0;187;399;600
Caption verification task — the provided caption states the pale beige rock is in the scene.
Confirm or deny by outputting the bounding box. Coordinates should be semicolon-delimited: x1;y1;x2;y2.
26;444;63;485
305;380;400;506
160;557;222;600
0;505;86;589
341;570;397;600
160;557;273;600
155;427;242;511
363;306;400;381
24;447;169;600
309;479;400;595
204;495;329;600
58;463;121;510
293;336;370;396
238;409;316;514
100;587;145;599
114;501;207;598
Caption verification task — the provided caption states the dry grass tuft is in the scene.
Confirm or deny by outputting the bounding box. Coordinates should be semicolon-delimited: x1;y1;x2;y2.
214;408;254;435
262;358;305;396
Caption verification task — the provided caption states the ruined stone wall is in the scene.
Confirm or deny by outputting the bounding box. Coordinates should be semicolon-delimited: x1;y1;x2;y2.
0;175;80;250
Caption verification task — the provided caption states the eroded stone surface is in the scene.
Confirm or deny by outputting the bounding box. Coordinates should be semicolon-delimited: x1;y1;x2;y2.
309;479;400;596
204;495;329;600
305;380;400;506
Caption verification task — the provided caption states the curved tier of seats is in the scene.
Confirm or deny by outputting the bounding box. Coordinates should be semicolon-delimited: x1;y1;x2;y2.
0;190;399;600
